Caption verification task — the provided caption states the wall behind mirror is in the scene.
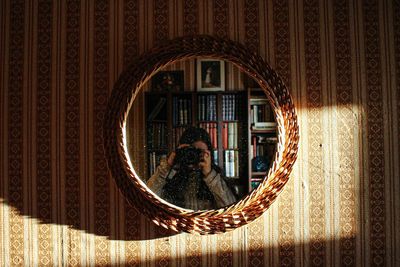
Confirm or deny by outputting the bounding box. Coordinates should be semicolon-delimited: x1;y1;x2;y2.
125;59;277;210
2;0;398;265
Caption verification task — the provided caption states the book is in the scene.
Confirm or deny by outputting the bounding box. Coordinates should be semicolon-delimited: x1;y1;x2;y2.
222;95;226;120
224;150;230;177
233;122;238;149
222;122;239;149
234;150;239;177
213;150;218;165
229;150;235;178
225;150;234;177
250;98;268;105
173;97;192;126
183;98;188;124
230;95;235;120
179;98;184;125
228;123;234;149
212;95;217;120
235;94;239;120
148;97;166;121
197;95;201;120
173;97;178;125
253;105;258;123
208;95;213;121
224;150;239;178
212;123;217;149
252;136;257;159
223;123;228;149
252;122;277;131
250;97;274;123
203;95;206;120
254;122;277;127
188;99;192;124
199;122;218;149
222;94;236;121
147;122;168;149
228;94;231;120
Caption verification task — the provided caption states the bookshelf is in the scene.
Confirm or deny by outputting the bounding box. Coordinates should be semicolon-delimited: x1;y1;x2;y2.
247;88;278;192
145;90;248;197
145;87;277;196
145;93;168;176
218;92;248;197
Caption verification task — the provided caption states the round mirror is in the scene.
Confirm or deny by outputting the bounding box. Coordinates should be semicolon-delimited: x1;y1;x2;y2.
125;59;279;211
103;35;299;234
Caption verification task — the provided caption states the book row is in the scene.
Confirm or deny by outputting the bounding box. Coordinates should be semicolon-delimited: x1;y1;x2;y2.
222;122;239;150
250;135;277;159
199;122;241;150
173;97;192;126
147;122;168;149
224;150;240;178
199;122;218;149
171;127;186;149
198;95;217;121
250;99;274;124
222;94;241;121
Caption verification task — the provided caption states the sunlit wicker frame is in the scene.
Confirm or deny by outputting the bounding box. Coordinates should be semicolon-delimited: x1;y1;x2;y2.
103;35;299;234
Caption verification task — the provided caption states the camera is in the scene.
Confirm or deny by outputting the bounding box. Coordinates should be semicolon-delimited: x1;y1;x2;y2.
173;146;203;172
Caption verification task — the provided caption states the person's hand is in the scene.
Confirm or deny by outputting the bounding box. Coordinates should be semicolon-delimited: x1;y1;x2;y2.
199;149;212;176
167;144;189;167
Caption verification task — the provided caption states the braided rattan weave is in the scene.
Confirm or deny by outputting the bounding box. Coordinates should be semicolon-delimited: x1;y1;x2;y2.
103;35;299;234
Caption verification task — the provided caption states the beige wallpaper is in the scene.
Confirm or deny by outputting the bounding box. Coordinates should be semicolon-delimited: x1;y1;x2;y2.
1;0;399;266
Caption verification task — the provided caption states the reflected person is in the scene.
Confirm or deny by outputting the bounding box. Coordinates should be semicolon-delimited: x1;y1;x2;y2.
147;126;236;210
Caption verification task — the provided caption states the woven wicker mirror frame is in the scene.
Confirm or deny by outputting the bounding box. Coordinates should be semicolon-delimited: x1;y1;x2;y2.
103;35;299;234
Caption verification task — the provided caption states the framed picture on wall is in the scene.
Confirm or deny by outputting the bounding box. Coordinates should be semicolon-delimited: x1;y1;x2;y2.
196;59;225;91
151;70;184;92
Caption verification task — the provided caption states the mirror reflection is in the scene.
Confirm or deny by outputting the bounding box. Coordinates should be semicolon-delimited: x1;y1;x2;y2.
126;59;277;210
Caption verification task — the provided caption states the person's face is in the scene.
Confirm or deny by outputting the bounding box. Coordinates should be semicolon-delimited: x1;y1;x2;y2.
192;140;208;151
192;140;211;165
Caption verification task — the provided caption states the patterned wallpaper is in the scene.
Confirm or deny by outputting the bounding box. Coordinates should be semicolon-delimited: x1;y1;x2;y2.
1;0;399;266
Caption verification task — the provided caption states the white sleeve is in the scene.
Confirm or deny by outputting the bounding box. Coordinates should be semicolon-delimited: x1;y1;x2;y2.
146;159;176;196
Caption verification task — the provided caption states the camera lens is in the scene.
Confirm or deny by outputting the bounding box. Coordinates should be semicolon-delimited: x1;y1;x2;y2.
174;146;203;171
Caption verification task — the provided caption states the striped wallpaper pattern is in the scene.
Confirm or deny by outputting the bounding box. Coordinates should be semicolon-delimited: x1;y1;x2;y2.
0;0;399;266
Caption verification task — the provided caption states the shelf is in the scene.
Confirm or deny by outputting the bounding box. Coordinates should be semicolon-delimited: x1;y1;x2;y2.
173;124;193;127
196;91;219;94
198;120;218;123
251;172;267;177
251;129;276;134
250;97;269;102
222;120;241;123
248;87;263;92
226;176;241;180
247;86;277;193
220;90;246;94
147;119;167;123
